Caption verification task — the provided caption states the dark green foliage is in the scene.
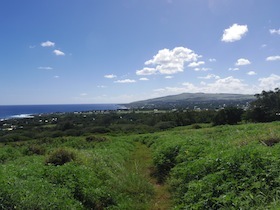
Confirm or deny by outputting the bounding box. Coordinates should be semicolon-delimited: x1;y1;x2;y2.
153;142;180;183
85;135;108;142
0;146;22;163
246;88;280;122
24;144;46;155
45;148;76;166
90;126;110;134
213;107;243;125
191;124;202;129
154;121;176;130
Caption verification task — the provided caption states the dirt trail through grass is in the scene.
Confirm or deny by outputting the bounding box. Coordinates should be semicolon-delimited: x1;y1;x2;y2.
130;142;172;210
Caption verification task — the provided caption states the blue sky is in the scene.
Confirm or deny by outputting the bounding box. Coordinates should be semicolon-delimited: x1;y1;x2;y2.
1;0;280;105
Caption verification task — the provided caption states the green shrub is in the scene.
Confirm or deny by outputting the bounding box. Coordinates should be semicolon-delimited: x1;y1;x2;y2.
154;121;175;130
91;126;111;134
191;124;202;129
153;143;180;183
85;135;108;143
24;144;46;155
45;148;76;166
0;146;22;163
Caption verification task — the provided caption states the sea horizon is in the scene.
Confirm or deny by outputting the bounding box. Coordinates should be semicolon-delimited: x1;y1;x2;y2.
0;103;126;120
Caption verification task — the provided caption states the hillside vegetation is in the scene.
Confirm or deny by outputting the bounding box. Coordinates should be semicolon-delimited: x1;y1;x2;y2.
136;122;280;209
1;89;280;209
1;121;280;209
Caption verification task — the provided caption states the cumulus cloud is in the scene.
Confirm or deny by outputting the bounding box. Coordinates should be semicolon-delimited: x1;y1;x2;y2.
97;85;106;88
259;74;280;90
139;77;149;81
114;79;136;83
206;76;249;93
104;74;117;79
38;66;53;70
41;41;55;47
235;58;251;66
136;47;200;75
198;74;220;80
247;71;257;76
266;56;280;61
270;29;280;35
136;67;157;76
228;67;240;71
221;24;248;42
53;49;65;56
194;67;211;71
188;61;205;68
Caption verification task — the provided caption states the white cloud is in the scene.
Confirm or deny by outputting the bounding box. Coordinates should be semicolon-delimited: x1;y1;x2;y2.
139;77;149;81
188;61;205;68
104;74;117;79
97;85;106;88
228;67;240;71
209;58;216;62
154;76;251;95
114;79;136;83
261;44;267;48
247;71;257;76
235;58;251;66
136;67;157;75
137;47;200;75
41;41;55;47
38;66;53;70
206;76;249;93
266;56;280;61
221;23;248;42
54;76;60;79
165;76;173;79
80;93;88;96
53;49;65;56
194;67;211;71
198;74;220;80
259;74;280;91
270;29;280;35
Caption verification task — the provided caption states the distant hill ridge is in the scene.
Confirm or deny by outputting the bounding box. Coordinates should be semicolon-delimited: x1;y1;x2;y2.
126;92;256;109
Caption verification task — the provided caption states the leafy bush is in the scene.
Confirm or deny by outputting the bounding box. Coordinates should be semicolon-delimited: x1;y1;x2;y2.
24;144;46;155
191;124;202;129
45;148;76;166
85;135;108;143
153;143;180;183
0;146;22;163
154;121;175;130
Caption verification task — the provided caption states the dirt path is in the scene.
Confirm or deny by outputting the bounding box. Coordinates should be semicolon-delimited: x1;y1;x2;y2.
131;142;172;210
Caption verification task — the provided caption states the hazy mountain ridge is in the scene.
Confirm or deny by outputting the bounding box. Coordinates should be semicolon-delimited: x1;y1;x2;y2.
126;93;256;109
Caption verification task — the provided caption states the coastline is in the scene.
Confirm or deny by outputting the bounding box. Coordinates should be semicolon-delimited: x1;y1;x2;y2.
0;104;126;120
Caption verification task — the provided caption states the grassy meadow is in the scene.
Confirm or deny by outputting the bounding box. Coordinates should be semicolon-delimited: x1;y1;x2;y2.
1;120;280;209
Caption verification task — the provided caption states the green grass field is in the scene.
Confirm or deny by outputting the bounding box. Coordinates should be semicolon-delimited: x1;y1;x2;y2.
1;122;280;209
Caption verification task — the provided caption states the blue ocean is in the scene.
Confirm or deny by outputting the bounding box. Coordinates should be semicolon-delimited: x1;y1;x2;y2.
0;104;122;120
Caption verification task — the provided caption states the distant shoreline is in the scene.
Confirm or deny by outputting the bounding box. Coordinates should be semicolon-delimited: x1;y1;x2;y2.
0;104;126;120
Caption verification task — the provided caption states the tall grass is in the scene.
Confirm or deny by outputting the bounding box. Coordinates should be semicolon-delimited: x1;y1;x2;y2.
137;122;280;209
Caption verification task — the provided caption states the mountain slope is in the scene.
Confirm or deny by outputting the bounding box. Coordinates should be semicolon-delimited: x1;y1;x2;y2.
126;93;256;109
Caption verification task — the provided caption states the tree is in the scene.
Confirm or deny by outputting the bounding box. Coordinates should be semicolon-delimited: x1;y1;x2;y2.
213;107;243;126
248;88;280;122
